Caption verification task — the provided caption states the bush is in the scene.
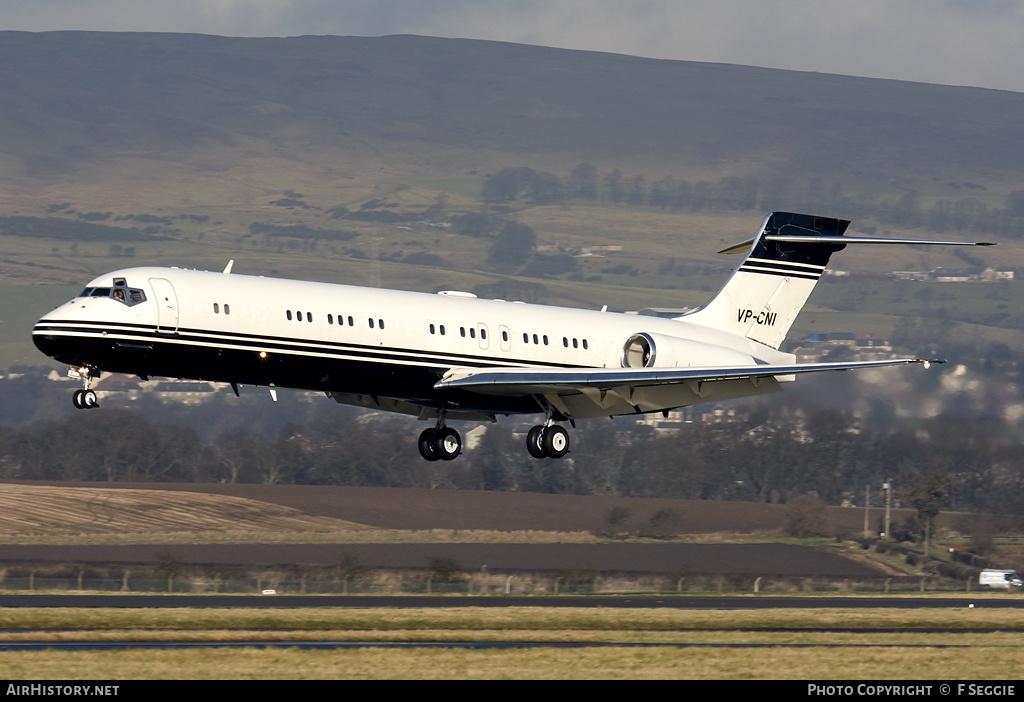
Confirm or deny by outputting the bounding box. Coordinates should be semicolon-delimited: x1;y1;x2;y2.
784;494;833;538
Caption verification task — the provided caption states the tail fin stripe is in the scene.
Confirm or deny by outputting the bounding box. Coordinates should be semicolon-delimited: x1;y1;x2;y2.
740;261;825;279
739;267;821;280
745;257;826;272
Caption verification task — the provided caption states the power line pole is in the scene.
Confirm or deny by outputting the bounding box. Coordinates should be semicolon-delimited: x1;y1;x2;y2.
883;479;892;542
864;485;871;539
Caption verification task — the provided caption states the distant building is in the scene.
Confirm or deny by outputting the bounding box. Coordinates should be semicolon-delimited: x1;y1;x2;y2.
890;267;1013;282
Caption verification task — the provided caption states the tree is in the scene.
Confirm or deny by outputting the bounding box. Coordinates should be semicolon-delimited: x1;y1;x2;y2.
604;168;624;203
487;221;536;272
566;163;599;200
900;471;949;552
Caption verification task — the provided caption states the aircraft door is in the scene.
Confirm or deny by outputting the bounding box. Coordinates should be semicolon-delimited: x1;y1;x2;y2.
149;277;179;334
477;324;489;350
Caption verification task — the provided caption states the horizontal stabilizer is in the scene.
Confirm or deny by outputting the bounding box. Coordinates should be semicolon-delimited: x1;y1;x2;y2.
720;233;994;255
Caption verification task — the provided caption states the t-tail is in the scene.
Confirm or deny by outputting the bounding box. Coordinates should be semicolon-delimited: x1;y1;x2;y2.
679;211;994;349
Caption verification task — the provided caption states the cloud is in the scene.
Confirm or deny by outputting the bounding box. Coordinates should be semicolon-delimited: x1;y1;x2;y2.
3;0;1024;92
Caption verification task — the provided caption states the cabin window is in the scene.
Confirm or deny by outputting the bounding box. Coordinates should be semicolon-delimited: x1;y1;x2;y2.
328;314;333;324
213;303;219;314
347;316;354;326
461;327;467;338
582;339;588;350
286;310;293;321
533;334;539;345
307;312;312;323
224;304;230;315
440;325;446;335
573;338;578;348
543;335;549;345
379;319;385;330
502;330;508;342
429;324;435;334
470;328;476;339
480;329;487;340
522;333;528;343
563;337;568;347
369;318;375;329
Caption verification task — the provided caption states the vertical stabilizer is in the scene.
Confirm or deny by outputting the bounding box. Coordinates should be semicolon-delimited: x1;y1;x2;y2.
679;212;848;349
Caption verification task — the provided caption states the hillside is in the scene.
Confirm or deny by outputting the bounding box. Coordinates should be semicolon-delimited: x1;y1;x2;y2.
3;32;1023;189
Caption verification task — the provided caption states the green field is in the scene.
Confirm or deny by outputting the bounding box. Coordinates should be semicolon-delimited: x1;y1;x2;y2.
0;605;1021;679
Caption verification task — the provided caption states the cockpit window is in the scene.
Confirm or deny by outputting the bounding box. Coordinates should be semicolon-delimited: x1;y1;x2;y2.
79;283;147;307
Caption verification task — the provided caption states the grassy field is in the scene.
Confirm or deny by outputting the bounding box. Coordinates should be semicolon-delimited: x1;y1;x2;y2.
0;606;1021;679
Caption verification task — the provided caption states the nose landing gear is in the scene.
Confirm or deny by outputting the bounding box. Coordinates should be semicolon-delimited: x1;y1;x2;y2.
72;389;99;409
69;366;100;410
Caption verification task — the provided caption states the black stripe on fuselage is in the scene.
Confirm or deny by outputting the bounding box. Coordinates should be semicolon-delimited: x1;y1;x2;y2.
33;319;588;371
31;323;552;413
34;319;593;384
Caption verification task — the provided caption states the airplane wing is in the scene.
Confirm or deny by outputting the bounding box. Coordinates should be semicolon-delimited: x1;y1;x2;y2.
435;358;939;417
436;357;938;394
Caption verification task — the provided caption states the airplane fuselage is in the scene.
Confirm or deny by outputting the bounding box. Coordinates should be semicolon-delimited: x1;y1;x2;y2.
32;265;788;420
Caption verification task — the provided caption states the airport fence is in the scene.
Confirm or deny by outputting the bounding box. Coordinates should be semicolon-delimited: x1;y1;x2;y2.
0;573;1007;596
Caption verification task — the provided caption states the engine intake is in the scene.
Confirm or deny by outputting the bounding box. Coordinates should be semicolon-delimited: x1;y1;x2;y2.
622;332;657;368
621;331;758;368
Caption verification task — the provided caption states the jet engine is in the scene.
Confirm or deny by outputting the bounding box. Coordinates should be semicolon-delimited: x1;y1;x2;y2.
621;332;757;368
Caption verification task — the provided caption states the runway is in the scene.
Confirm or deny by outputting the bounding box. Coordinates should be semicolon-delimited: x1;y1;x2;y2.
1;594;1020;609
0;640;984;651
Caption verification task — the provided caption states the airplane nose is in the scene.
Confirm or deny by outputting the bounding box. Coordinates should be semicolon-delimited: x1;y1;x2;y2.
32;317;87;366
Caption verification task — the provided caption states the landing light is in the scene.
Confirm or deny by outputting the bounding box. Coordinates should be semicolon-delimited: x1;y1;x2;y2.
259;351;267;359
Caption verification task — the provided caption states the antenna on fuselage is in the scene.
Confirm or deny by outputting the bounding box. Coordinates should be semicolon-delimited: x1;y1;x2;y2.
223;260;234;274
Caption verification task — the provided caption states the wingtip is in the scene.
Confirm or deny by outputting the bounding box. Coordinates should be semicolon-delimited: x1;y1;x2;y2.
912;358;947;369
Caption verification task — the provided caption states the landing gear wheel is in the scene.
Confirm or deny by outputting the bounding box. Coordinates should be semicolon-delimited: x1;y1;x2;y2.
541;425;569;458
526;425;547;459
72;389;99;410
430;427;462;461
418;428;440;462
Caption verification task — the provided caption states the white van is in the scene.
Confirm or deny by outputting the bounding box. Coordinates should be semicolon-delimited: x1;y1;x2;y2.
979;569;1023;590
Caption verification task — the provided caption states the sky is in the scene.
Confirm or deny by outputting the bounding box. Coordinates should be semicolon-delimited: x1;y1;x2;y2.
3;0;1024;93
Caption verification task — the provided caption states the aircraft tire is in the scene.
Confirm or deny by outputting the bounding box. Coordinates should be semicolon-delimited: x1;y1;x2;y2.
431;427;462;461
417;428;440;461
526;425;547;459
82;390;98;409
72;390;84;409
541;425;570;458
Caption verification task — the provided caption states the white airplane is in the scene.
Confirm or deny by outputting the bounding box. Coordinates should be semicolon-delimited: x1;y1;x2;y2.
32;211;992;461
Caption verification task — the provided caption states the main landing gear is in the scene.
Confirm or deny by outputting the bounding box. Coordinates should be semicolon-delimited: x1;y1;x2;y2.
68;365;100;410
415;420;571;461
418;424;462;461
417;421;573;458
526;423;570;459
